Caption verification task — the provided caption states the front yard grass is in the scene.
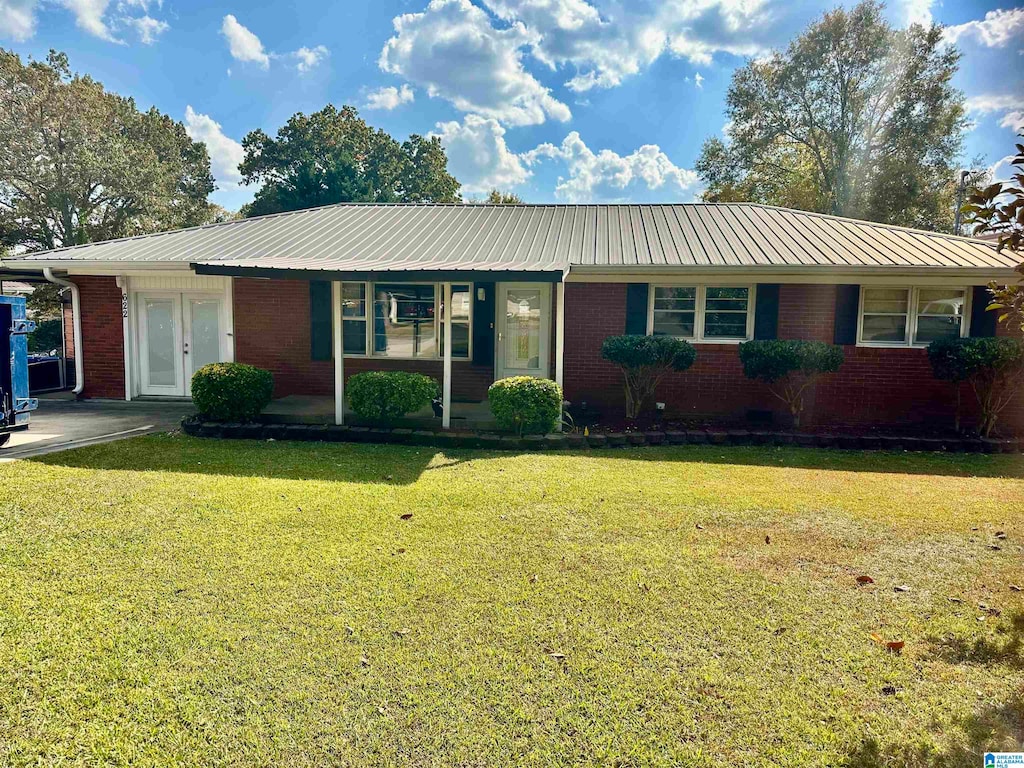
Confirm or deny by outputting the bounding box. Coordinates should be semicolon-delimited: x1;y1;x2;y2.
1;436;1022;766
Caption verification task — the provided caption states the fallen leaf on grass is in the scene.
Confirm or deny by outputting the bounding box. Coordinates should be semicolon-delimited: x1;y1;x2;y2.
948;597;963;604
989;545;1002;551
995;531;1007;540
870;633;883;644
399;513;413;520
1010;585;1022;592
528;574;538;583
886;641;905;654
882;685;898;695
856;575;875;585
894;585;911;593
345;626;355;636
772;627;787;636
360;656;370;667
765;535;771;544
393;628;410;638
695;523;705;530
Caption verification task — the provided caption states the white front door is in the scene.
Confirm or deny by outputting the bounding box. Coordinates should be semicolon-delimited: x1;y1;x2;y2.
137;292;225;397
495;283;551;380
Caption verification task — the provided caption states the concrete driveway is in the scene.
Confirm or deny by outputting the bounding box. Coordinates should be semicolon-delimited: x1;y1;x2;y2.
0;394;195;459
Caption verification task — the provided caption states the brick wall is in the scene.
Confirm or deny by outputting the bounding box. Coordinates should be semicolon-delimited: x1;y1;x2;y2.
73;276;124;399
233;278;494;400
562;281;1024;434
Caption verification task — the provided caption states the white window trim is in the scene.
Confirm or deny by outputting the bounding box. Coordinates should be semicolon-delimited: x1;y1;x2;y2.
857;285;972;348
646;284;757;344
340;281;473;361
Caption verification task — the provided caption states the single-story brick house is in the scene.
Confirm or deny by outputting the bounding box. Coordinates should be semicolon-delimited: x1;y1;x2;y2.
3;203;1021;433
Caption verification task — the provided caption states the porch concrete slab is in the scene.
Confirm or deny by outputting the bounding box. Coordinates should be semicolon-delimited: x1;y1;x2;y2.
262;395;497;429
1;396;195;460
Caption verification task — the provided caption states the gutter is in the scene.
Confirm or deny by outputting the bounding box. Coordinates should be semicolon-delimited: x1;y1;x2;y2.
42;268;84;396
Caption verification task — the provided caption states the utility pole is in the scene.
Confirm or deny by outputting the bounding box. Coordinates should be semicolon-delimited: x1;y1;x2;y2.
953;169;976;236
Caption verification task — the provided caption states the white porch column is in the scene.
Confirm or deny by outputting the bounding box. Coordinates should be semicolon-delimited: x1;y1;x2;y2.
442;282;452;430
332;281;344;425
555;280;565;432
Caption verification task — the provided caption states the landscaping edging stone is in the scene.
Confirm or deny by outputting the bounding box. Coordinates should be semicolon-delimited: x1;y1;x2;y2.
180;415;1024;454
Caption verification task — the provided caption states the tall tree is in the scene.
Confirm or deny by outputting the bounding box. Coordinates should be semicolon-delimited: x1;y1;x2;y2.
0;49;215;252
238;105;460;217
484;190;524;204
695;1;966;231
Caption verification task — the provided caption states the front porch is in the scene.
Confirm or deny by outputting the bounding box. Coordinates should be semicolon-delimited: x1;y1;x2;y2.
262;395;498;430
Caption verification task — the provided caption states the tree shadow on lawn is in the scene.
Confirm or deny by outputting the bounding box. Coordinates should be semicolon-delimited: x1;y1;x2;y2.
27;435;1024;483
926;612;1024;671
842;696;1024;767
584;444;1024;479
27;435;453;485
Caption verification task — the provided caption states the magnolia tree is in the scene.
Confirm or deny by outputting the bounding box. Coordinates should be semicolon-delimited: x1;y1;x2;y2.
600;336;697;421
927;337;1024;437
738;340;844;428
961;136;1024;333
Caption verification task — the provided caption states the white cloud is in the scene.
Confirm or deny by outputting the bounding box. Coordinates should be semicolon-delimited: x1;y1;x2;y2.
432;114;531;195
522;131;699;202
379;0;571;126
894;0;933;28
481;0;768;92
0;0;36;41
61;0;120;42
294;45;329;74
2;0;167;43
128;14;167;43
184;105;245;187
221;14;270;69
944;7;1024;48
694;71;704;89
365;84;415;110
966;93;1024;133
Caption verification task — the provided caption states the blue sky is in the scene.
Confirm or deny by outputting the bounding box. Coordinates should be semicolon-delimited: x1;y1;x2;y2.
1;0;1022;212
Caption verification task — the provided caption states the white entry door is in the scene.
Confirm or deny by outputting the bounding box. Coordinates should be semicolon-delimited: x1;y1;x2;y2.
137;293;225;397
495;283;551;379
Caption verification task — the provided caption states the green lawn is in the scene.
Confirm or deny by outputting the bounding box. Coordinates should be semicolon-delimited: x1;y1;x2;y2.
1;437;1022;767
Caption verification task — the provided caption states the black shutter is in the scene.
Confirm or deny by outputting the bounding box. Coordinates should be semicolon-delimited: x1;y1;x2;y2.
473;282;495;366
970;285;997;337
834;284;860;345
625;283;650;335
753;284;780;340
310;281;333;361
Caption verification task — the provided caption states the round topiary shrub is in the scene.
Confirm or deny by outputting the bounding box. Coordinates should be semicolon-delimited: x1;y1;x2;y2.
346;371;439;424
191;363;274;422
600;335;697;420
927;336;1024;436
488;376;563;435
738;339;843;428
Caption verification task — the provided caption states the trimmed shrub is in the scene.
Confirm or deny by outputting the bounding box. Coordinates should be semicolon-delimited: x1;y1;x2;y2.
927;336;1024;437
346;371;439;424
191;363;274;422
488;376;563;435
738;340;843;428
600;335;697;420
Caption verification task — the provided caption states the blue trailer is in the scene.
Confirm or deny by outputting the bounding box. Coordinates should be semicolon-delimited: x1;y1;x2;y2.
0;295;39;448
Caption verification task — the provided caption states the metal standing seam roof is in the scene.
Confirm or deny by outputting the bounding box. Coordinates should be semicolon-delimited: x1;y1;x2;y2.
3;202;1017;274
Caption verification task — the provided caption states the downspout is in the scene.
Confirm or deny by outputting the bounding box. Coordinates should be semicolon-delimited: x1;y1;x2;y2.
42;268;84;395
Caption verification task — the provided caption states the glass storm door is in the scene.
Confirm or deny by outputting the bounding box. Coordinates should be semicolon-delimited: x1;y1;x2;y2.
496;283;550;379
183;296;223;396
138;294;185;396
137;293;224;397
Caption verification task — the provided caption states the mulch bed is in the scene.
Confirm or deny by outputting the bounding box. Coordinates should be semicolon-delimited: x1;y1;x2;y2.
181;416;1022;454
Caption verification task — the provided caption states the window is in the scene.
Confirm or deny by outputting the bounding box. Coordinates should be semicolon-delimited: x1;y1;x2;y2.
441;284;471;358
703;287;750;339
650;285;754;342
859;286;968;347
341;282;367;355
340;282;472;359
